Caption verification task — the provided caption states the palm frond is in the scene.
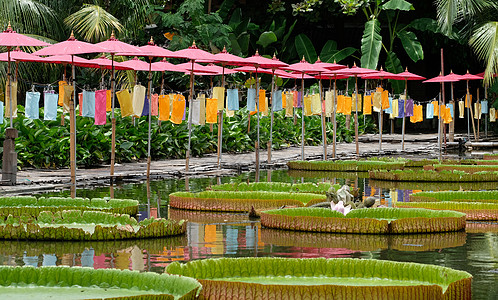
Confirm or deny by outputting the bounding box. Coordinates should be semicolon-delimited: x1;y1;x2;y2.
0;0;61;40
64;4;124;43
436;0;498;36
469;21;498;86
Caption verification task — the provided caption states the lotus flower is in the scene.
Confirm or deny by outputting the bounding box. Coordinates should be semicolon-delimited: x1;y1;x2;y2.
331;201;352;216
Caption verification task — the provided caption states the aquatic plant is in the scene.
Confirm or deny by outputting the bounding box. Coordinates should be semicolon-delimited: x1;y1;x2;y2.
369;179;498;191
260;207;466;234
0;266;200;299
169;191;326;212
396;202;498;221
409;191;498;202
369;169;498;182
167;257;472;300
431;164;498;173
0;210;187;240
287;160;405;172
0;196;138;217
209;182;337;194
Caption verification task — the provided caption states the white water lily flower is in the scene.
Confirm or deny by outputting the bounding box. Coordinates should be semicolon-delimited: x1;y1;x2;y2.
331;200;352;216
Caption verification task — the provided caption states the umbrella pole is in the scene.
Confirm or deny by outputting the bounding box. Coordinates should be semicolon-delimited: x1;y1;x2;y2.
354;75;359;158
467;80;477;141
477;88;480;141
301;74;305;160
379;93;383;152
7;48;13;128
438;84;442;161
147;57;152;179
485;84;488;137
401;79;407;150
449;82;455;142
319;74;326;160
110;54;116;177
363;80;367;126
332;77;337;158
255;68;260;176
186;60;195;171
217;67;226;169
70;56;77;197
159;71;164;127
269;69;275;163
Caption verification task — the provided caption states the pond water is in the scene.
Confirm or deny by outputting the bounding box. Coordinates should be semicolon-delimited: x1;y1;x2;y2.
1;170;497;299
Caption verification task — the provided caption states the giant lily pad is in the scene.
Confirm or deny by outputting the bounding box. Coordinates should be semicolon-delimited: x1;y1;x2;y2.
0;266;200;299
167;257;472;299
209;182;336;194
260;207;466;234
169;191;326;212
370;169;498;182
370;179;498;191
409;191;498;202
396;202;498;221
0;210;186;240
287;160;405;172
0;196;139;217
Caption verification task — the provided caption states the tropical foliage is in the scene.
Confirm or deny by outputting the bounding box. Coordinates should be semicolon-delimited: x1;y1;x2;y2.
0;266;201;299
167;257;472;299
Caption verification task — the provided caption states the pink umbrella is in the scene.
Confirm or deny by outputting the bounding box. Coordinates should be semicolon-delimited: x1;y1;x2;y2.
202;63;238;75
381;68;425;150
0;47;47;86
121;56;164;71
0;23;49;185
243;51;288;171
0;23;49;130
423;72;460;160
313;58;346;160
95;32;144;177
459;71;484;141
285;57;330;160
42;54;100;68
169;42;217;171
331;63;376;158
34;32;107;193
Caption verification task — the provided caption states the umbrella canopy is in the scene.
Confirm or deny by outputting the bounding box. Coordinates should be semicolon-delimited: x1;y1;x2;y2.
314;58;346;71
176;62;217;73
152;58;186;72
285;57;328;74
87;56;132;70
95;32;142;55
315;73;350;80
120;56;164;71
476;71;497;78
203;63;238;75
174;41;216;61
0;23;49;47
212;46;248;66
233;66;273;74
360;68;392;79
0;47;46;62
335;63;376;75
245;51;289;69
423;73;460;83
460;71;484;80
440;71;463;81
386;68;426;81
34;32;106;56
41;55;100;68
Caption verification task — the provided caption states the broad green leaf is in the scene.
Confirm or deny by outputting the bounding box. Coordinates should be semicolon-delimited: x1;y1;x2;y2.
332;47;357;63
256;31;277;48
360;19;382;70
295;34;317;62
384;51;404;94
120;141;133;150
319;40;338;62
397;30;424;62
408;18;439;33
217;0;235;21
381;0;414;11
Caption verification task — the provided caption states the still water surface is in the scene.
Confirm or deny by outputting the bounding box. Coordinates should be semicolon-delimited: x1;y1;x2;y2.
0;170;496;299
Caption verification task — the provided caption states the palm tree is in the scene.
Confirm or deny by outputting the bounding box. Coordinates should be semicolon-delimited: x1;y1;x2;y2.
435;0;498;85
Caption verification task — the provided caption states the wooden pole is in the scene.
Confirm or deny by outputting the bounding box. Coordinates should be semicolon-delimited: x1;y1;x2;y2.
186;60;195;171
70;57;77;197
255;67;260;172
438;85;442;161
354;75;359;158
449;82;455;142
146;57;153;179
401;79;408;150
110;54;117;177
217;66;226;168
268;69;275;163
477;88;480;140
301;73;305;160
332;77;337;158
467;80;478;141
441;49;447;148
319;74;326;160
